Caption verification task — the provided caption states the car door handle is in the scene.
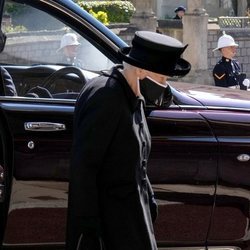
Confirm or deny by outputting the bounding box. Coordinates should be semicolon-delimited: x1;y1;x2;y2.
24;122;66;131
237;154;250;162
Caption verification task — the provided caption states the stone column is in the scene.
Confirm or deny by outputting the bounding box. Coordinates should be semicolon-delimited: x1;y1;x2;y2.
129;0;158;31
237;0;248;16
119;0;157;44
182;0;210;84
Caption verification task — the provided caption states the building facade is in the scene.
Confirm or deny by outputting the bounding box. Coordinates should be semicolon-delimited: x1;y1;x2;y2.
155;0;248;20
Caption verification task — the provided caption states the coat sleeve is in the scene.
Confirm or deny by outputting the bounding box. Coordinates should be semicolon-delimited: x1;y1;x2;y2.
70;86;122;215
67;85;122;247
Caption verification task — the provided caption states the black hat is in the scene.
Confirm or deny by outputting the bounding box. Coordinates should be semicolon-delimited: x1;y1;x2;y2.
118;31;191;77
175;6;186;13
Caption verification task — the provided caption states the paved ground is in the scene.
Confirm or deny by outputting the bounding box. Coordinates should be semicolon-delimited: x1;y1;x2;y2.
2;180;246;250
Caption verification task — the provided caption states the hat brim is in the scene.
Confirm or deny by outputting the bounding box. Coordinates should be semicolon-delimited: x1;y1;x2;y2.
175;6;186;12
213;43;238;52
56;42;81;53
118;47;191;77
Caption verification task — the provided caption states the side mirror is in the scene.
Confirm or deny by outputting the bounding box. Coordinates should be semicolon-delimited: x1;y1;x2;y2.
0;29;6;53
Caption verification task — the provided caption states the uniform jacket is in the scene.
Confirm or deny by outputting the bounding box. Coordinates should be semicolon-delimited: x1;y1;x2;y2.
61;56;83;68
213;56;246;89
66;66;157;250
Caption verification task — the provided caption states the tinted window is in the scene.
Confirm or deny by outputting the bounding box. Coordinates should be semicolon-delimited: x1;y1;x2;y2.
1;0;114;98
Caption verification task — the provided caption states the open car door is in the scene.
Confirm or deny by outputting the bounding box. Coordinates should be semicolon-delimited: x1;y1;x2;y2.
0;0;120;248
0;0;10;245
1;99;75;248
0;0;6;53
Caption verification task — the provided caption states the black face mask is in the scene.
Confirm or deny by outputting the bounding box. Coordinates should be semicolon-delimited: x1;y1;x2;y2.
139;77;167;106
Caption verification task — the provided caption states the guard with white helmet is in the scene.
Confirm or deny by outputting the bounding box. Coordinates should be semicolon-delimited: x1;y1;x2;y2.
57;33;82;67
212;31;247;89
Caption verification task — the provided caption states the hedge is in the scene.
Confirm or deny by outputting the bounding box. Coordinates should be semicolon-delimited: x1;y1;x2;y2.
77;1;135;23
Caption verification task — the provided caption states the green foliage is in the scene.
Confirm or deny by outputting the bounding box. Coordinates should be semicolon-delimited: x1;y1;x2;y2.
4;25;27;33
89;9;109;25
5;3;27;17
77;1;135;23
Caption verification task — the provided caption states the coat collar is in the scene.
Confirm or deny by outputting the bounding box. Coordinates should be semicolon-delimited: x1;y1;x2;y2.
102;65;145;112
222;56;232;63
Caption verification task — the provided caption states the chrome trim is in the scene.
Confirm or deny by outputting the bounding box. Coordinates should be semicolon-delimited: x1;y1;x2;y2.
27;141;35;149
0;184;3;199
0;165;3;182
159;247;241;250
24;122;66;131
152;136;217;143
237;154;250;162
178;105;250;112
0;95;75;103
1;102;74;113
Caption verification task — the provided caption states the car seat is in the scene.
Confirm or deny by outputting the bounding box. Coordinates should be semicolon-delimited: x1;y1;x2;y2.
0;66;17;96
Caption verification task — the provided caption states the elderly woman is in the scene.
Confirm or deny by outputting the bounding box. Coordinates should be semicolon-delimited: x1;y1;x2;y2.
66;31;191;250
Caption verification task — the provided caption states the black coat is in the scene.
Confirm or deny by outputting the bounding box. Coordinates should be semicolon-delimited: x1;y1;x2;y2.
173;14;181;19
66;66;157;250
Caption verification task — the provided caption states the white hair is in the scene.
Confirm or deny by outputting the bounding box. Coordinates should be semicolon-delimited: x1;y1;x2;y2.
123;61;133;69
123;61;145;73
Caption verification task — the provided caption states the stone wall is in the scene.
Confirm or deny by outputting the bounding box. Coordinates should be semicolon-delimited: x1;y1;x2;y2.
1;31;63;65
157;20;183;42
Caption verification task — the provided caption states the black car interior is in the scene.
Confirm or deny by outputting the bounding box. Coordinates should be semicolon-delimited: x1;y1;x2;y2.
0;66;17;96
0;65;87;99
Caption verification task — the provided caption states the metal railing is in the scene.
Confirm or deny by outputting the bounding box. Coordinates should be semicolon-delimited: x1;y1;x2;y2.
218;16;250;28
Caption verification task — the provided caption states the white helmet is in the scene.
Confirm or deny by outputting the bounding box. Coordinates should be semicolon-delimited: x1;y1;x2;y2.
213;31;238;51
57;33;80;52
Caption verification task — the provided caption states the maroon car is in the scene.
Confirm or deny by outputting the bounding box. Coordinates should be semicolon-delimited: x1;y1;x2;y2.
0;0;250;249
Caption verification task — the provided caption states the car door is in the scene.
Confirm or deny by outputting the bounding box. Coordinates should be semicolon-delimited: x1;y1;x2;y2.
0;0;12;245
202;110;250;249
147;103;218;247
0;99;74;248
0;0;120;248
0;0;219;249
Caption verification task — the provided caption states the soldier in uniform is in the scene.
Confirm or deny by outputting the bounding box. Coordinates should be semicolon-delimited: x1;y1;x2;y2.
66;31;191;250
57;33;83;67
213;31;247;90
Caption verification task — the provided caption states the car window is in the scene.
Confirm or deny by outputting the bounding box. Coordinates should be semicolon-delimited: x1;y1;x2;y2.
1;0;114;99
